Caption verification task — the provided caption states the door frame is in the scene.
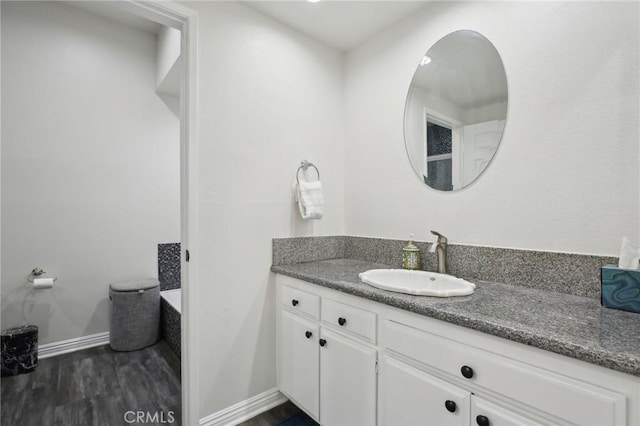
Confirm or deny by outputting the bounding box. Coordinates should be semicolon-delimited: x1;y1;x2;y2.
0;1;200;423
115;2;199;424
423;108;462;189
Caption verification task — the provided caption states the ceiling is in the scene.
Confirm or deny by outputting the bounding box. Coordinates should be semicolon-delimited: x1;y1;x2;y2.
414;31;508;110
243;1;430;52
62;1;430;52
61;1;162;34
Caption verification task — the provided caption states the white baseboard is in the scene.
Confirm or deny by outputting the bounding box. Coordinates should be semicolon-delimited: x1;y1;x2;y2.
38;331;110;359
200;388;288;426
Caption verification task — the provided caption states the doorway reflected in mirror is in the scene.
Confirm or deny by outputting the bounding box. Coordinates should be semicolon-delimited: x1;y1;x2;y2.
425;123;453;191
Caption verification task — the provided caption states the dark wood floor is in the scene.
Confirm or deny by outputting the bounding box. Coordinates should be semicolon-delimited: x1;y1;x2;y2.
238;401;318;426
1;340;181;426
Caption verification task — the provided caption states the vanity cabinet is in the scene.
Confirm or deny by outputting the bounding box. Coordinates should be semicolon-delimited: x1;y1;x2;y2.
280;310;319;418
319;329;376;426
276;275;638;426
380;354;470;426
383;318;626;425
380;354;541;426
278;284;377;425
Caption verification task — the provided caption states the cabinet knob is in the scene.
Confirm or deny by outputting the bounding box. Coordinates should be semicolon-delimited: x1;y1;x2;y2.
476;415;490;426
319;339;327;347
305;331;312;339
460;365;474;379
291;299;299;307
444;400;456;413
338;317;347;326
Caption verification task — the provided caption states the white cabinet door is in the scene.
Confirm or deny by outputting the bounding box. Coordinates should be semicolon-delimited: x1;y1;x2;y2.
319;329;377;426
281;310;320;420
380;355;470;426
471;396;542;426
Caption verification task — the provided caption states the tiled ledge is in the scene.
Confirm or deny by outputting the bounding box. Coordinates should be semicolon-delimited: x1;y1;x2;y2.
272;236;616;299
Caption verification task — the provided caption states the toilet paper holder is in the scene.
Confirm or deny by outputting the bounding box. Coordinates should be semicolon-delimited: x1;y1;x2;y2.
27;267;57;283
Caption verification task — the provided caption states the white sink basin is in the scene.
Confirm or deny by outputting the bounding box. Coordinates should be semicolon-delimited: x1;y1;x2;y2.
358;269;475;297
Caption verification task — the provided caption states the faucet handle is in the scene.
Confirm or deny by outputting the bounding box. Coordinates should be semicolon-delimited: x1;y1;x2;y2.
430;230;448;243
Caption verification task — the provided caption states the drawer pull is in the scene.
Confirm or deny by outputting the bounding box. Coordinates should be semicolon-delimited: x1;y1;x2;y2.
338;317;347;326
291;299;299;307
444;400;456;413
461;365;474;379
476;415;490;426
319;339;327;347
305;331;312;339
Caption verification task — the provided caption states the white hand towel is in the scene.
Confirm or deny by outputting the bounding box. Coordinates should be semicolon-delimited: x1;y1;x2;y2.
297;180;324;220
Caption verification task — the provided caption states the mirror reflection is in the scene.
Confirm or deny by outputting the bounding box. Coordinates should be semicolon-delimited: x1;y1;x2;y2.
404;30;508;191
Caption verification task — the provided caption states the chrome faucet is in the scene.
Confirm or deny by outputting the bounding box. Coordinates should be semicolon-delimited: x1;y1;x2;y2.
430;230;448;274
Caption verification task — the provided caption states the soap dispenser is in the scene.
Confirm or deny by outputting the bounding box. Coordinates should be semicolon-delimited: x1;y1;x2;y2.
403;234;421;270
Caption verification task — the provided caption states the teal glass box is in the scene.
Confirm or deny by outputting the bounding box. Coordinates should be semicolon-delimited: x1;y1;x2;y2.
601;265;640;314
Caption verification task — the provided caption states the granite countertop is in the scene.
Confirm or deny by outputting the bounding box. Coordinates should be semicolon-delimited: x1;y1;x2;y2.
271;258;640;377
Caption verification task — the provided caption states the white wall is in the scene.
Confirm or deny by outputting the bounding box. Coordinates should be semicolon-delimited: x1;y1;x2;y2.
157;25;181;89
156;23;182;117
1;2;180;344
345;1;639;256
181;1;345;418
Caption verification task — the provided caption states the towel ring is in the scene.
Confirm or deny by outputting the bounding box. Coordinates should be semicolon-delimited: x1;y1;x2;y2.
296;161;320;184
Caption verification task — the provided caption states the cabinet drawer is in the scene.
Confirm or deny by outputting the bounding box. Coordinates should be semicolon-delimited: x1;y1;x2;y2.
384;319;626;425
282;285;320;319
321;298;376;343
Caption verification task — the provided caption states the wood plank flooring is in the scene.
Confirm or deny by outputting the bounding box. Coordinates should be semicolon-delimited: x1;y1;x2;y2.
1;340;181;426
237;401;318;426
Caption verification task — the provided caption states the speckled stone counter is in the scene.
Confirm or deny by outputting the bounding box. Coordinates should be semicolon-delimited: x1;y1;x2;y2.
271;258;640;377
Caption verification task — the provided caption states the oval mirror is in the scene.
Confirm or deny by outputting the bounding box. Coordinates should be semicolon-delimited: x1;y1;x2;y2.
404;30;508;191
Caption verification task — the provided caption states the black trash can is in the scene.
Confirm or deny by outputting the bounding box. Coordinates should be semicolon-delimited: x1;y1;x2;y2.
1;325;38;377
